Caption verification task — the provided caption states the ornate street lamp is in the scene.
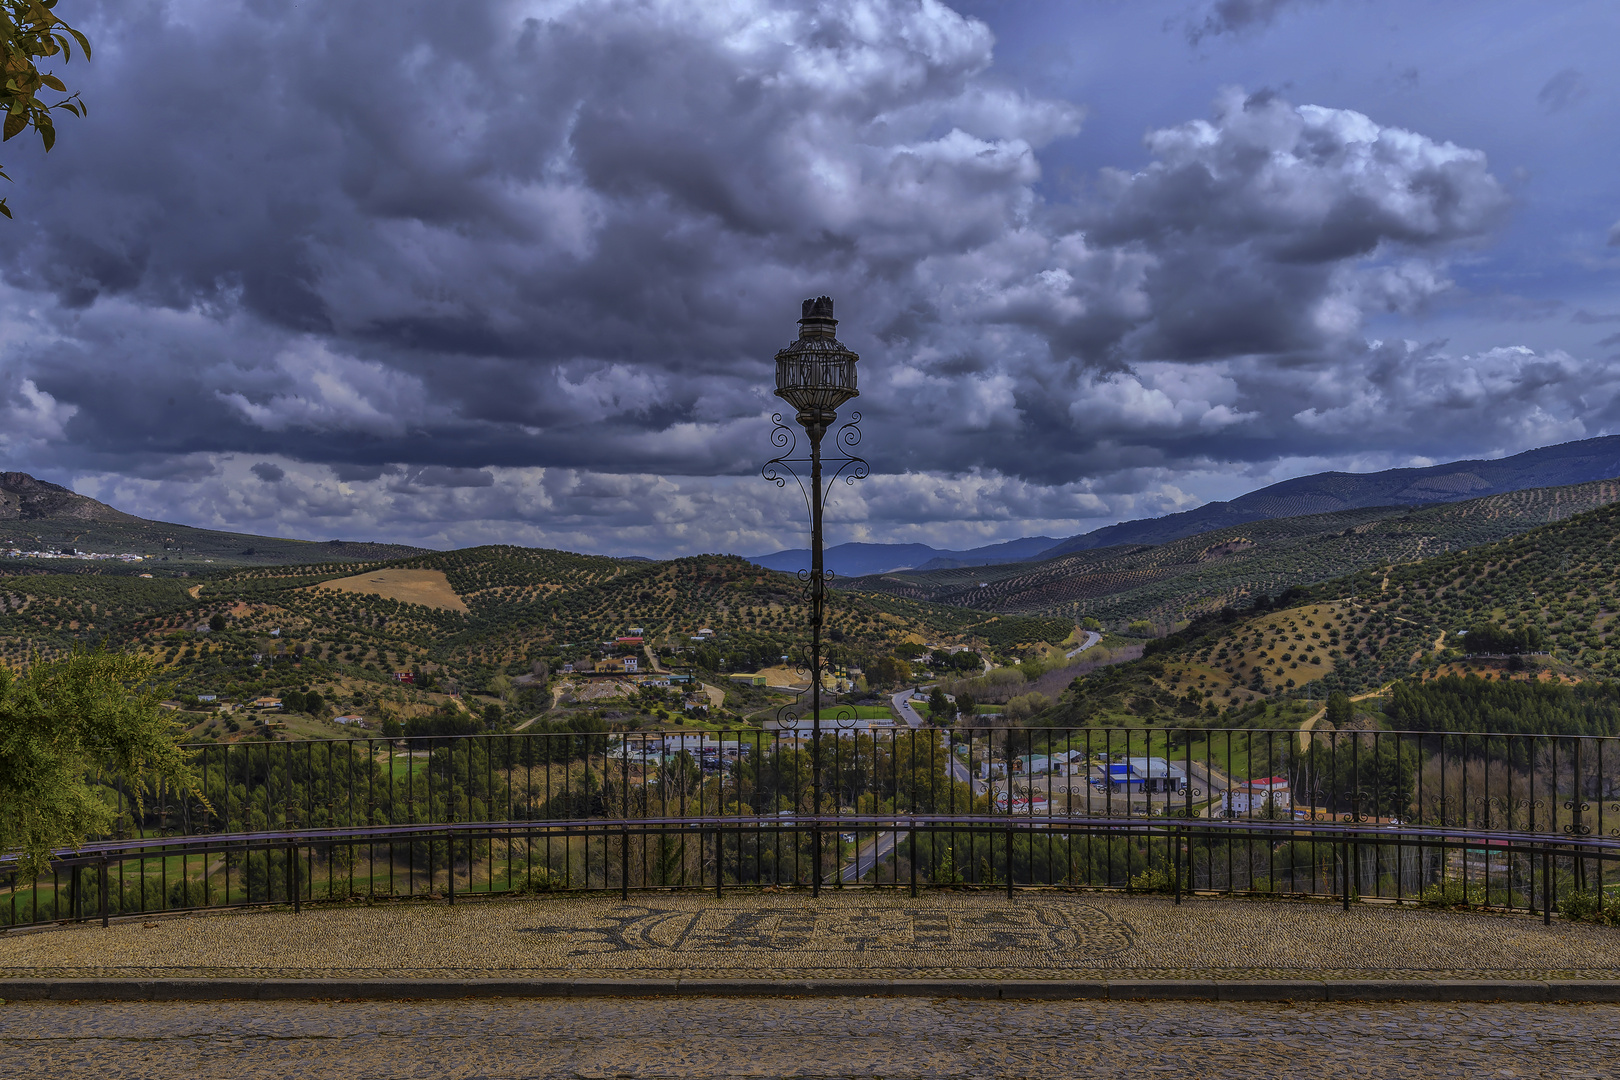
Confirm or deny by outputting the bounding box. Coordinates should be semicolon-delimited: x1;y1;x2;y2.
763;296;868;895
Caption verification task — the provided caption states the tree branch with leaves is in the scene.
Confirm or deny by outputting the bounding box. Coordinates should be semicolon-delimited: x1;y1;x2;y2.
1;0;90;219
1;651;202;878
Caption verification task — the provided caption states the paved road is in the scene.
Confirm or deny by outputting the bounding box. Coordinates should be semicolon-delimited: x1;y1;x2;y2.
1066;629;1102;658
892;688;926;728
3;998;1615;1078
837;826;908;882
945;747;988;795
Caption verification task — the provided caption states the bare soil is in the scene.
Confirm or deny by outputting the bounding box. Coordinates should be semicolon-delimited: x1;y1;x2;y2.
316;568;469;613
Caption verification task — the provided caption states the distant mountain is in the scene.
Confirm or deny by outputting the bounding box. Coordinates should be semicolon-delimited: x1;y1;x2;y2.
913;536;1063;570
752;436;1620;576
0;471;430;568
0;472;140;524
746;537;1060;578
1036;434;1620;559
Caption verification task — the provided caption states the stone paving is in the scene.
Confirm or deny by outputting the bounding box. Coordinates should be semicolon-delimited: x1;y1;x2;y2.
0;997;1615;1078
4;890;1620;982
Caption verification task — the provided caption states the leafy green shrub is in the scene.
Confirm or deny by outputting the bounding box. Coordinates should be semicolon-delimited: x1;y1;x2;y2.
1418;877;1486;908
1560;889;1620;925
931;846;965;886
1128;866;1174;893
513;867;563;894
167;876;209;909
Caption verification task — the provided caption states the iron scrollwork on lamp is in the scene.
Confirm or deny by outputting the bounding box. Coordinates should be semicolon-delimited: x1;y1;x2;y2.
761;296;869;895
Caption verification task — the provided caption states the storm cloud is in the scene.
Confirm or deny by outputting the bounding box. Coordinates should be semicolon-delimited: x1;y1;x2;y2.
0;0;1612;555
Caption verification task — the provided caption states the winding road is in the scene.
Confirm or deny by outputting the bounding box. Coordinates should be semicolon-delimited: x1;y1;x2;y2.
1066;629;1102;658
891;688;926;729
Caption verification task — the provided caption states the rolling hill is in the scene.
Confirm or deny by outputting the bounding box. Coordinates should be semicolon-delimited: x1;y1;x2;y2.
1037;432;1620;558
0;472;428;568
0;542;1042;734
842;477;1620;625
1044;496;1620;729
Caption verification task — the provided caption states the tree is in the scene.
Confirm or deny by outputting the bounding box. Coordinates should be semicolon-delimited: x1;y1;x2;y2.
871;654;912;687
927;686;951;722
208;613;226;633
1004;691;1052;721
1325;691;1352;727
2;0;92;219
0;651;199;876
1462;622;1548;656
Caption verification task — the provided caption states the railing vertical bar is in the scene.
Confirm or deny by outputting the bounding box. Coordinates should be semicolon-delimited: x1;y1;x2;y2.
1544;847;1553;926
1225;728;1234;895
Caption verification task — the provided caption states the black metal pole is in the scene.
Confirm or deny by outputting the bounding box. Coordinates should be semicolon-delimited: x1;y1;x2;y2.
768;296;865;897
809;418;825;898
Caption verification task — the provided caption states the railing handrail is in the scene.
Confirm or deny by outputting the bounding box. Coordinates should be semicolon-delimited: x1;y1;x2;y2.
12;813;1619;868
176;725;1620;748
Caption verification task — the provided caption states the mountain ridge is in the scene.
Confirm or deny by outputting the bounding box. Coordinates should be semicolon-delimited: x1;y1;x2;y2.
1037;433;1620;558
0;472;430;567
746;536;1060;577
746;433;1620;576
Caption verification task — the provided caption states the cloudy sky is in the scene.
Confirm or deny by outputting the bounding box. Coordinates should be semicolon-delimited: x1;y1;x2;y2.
1;0;1617;557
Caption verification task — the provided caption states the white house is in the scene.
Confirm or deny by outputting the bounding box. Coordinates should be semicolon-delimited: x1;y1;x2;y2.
1223;777;1292;817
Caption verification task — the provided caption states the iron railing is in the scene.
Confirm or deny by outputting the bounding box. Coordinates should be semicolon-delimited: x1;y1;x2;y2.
4;725;1619;927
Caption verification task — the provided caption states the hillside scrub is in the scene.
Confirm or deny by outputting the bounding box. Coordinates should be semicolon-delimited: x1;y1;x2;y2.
1460;623;1550;655
1388;675;1620;738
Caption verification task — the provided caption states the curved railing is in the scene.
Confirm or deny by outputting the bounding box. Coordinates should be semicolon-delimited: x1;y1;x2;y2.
5;724;1619;927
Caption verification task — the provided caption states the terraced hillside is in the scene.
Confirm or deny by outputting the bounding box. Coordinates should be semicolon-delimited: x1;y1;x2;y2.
845;477;1620;625
1325;499;1620;683
1044;498;1620;727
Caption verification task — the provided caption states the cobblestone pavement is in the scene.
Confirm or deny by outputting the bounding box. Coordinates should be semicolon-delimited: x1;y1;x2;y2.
4;891;1620;982
0;997;1615;1078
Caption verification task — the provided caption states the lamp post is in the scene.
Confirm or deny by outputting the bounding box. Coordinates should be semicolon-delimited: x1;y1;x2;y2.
763;296;867;895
